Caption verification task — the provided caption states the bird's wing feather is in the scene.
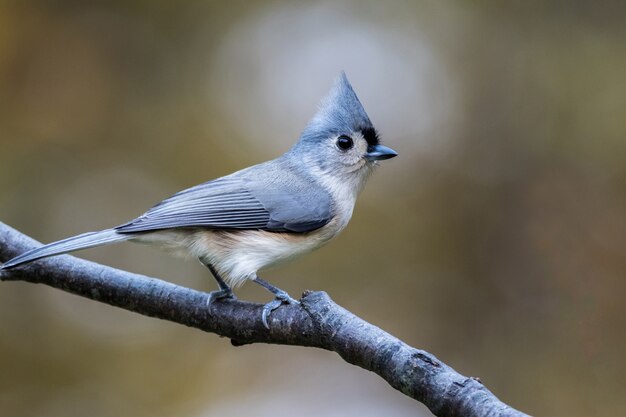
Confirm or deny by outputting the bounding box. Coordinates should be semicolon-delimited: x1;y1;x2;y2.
115;170;332;234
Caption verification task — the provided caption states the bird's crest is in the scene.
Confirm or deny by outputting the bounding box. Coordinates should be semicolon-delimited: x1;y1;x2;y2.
300;72;378;146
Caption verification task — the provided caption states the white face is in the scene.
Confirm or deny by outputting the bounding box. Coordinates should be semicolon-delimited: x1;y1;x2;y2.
324;130;372;174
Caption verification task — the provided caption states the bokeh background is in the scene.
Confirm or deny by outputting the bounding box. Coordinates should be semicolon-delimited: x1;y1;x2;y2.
1;1;625;416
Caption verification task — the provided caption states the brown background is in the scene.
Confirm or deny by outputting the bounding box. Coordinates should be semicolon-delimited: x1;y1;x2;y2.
0;2;624;416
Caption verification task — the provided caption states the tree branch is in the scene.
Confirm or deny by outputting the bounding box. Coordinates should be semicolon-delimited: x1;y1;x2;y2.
0;221;530;417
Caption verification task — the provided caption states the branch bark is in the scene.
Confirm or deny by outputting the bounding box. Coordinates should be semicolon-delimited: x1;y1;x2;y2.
0;221;530;417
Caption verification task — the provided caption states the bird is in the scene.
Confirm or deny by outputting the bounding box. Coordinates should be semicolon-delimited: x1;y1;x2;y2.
1;72;397;328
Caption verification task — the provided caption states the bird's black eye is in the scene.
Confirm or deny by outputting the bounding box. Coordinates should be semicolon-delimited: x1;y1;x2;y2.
336;135;353;151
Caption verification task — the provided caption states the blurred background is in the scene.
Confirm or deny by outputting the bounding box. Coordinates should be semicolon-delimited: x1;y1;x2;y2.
0;1;624;416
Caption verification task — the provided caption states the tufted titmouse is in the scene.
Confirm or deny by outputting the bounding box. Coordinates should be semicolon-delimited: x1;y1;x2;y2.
1;72;397;327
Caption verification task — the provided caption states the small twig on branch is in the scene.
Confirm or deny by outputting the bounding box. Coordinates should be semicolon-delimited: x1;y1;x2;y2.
0;221;530;417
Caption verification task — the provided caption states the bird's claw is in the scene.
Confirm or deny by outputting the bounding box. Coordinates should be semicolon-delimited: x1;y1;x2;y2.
261;290;299;329
206;288;236;311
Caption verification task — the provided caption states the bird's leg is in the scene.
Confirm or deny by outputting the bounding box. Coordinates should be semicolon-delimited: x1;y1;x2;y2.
252;276;299;329
199;258;235;308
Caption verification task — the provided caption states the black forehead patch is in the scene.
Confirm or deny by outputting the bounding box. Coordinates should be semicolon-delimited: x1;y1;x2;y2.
360;126;379;147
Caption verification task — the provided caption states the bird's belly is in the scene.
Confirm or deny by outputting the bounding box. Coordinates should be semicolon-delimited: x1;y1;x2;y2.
133;216;347;288
191;227;337;287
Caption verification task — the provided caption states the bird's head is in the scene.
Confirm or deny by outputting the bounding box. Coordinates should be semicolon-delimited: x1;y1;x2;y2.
289;72;397;186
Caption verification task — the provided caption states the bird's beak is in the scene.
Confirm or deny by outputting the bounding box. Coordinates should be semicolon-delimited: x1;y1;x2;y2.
365;144;398;161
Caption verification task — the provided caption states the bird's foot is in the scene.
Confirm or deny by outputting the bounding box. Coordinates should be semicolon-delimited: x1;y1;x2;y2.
206;288;236;311
261;289;299;329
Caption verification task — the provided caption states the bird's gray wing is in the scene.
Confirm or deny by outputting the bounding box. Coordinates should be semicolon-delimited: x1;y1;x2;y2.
115;173;332;234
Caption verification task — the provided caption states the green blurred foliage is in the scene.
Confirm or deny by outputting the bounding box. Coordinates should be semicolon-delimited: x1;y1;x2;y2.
0;1;624;416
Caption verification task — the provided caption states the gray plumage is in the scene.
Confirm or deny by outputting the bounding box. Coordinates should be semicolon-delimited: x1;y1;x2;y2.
1;229;128;269
1;72;397;325
116;160;332;234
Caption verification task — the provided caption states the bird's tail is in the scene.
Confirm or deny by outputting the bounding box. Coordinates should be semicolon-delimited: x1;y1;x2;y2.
1;229;130;270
